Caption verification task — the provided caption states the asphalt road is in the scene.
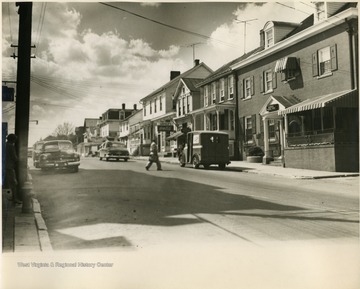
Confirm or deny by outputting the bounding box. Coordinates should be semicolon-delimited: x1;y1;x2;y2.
30;157;359;251
25;157;360;289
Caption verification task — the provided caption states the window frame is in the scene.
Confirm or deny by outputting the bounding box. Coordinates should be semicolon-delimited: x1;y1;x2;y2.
244;77;252;99
228;75;234;99
204;85;209;107
264;69;273;93
312;44;337;78
245;116;254;144
265;29;274;48
220;78;225;102
212;82;217;104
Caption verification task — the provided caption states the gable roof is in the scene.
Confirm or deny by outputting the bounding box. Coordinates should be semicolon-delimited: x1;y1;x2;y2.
173;78;203;101
140;62;213;102
197;47;263;87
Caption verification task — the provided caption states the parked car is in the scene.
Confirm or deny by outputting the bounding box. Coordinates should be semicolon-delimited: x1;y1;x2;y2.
32;141;44;168
179;131;231;169
98;141;130;161
38;140;80;172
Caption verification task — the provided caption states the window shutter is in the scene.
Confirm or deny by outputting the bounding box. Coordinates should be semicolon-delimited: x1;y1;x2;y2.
239;117;245;139
260;72;264;93
272;71;277;89
240;79;244;99
224;78;228;100
312;52;319;77
330;44;338;71
281;71;286;82
251;114;257;134
250;75;255;95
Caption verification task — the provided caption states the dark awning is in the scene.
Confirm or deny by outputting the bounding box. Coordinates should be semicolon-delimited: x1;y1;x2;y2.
274;57;298;72
279;89;358;115
166;131;183;141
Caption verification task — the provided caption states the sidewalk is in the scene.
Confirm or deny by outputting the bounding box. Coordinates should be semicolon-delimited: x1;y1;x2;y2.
2;193;52;253
2;157;358;254
137;156;360;179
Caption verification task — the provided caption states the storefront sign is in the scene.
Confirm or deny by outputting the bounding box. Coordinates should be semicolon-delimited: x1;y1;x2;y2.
266;103;279;112
158;124;174;132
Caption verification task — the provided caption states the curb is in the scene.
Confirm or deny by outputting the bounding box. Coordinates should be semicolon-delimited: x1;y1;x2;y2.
32;198;53;252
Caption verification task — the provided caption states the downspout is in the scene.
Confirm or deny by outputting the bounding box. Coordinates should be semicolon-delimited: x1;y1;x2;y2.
234;72;240;160
346;19;357;90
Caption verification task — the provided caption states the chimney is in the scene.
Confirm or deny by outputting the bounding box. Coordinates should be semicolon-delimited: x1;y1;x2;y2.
133;104;137;111
170;71;181;80
122;103;125;110
194;59;200;66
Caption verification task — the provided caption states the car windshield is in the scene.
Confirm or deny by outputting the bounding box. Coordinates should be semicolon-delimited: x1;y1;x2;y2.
108;142;126;148
44;142;73;151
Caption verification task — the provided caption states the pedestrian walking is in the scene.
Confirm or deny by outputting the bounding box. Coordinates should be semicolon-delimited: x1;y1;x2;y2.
145;140;162;171
4;134;21;204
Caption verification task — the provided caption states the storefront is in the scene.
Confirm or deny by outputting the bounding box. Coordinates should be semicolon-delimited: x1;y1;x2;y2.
279;89;359;172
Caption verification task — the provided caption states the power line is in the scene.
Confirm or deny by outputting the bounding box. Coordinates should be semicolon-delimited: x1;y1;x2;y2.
98;2;243;50
34;2;47;54
275;2;311;15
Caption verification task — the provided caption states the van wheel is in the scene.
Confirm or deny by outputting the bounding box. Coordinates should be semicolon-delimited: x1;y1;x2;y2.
218;163;226;170
99;157;102;161
192;155;200;169
203;164;210;170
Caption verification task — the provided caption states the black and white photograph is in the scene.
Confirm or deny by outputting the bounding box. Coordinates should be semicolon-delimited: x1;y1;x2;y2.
1;1;359;289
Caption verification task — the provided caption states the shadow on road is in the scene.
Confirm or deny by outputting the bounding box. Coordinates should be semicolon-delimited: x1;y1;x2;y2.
30;168;357;250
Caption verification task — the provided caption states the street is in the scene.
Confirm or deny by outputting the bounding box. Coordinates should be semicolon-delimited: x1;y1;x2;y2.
31;157;359;251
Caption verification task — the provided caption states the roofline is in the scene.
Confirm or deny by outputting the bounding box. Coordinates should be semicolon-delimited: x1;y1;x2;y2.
231;8;357;70
140;62;213;103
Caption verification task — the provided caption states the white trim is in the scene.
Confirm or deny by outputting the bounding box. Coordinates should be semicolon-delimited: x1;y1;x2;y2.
231;8;357;70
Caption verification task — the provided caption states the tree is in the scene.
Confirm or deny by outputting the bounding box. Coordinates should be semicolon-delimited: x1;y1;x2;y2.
44;122;77;144
52;122;75;137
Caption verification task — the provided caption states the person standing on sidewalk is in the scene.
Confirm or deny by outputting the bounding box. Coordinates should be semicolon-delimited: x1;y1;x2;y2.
145;140;162;171
4;134;21;204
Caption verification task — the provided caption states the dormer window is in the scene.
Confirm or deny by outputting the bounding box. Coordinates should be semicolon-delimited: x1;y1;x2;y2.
265;29;274;48
263;22;274;49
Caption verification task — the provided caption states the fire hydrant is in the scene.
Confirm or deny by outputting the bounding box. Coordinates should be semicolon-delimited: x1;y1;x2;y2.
21;181;34;213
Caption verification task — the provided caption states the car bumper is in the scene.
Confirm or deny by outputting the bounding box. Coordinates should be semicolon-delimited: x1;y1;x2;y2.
40;161;80;168
107;155;130;159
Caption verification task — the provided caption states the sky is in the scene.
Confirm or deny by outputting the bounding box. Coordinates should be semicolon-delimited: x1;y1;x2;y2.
1;1;314;146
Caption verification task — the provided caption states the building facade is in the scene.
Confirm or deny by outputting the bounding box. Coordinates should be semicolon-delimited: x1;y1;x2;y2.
140;60;213;155
231;2;358;171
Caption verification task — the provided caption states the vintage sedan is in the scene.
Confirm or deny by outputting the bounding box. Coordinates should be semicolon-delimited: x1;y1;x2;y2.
98;141;130;161
32;141;44;168
38;140;80;172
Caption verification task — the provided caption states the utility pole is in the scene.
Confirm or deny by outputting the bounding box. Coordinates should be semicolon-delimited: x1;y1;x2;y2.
14;2;33;212
235;18;257;54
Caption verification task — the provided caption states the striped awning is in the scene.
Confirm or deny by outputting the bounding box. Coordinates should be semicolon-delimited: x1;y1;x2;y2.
274;57;298;72
279;89;358;115
166;131;183;141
